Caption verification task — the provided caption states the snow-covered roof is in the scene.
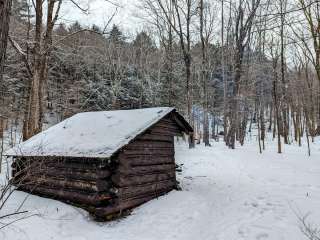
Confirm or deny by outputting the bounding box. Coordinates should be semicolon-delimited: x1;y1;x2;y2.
6;107;184;158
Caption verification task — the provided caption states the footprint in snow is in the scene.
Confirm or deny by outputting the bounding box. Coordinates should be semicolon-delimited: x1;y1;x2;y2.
256;233;269;239
184;176;193;180
251;202;259;208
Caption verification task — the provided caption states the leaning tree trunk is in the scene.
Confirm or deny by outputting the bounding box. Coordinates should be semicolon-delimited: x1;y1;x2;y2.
0;0;12;89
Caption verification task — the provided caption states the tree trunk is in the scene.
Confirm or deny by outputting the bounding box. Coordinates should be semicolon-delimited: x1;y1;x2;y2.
280;0;289;145
200;0;210;147
23;69;43;140
260;105;265;150
272;59;282;154
23;0;60;140
0;0;12;90
23;0;43;140
226;49;242;149
186;56;195;148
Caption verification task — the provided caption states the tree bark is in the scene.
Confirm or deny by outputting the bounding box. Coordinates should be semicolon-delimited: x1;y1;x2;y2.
23;0;62;140
272;57;282;154
0;0;12;91
200;0;210;147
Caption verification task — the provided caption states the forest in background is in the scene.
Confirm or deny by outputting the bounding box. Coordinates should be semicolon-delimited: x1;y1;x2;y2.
0;0;320;154
0;2;320;238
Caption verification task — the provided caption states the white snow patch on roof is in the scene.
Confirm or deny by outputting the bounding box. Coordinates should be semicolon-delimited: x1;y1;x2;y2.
6;107;175;158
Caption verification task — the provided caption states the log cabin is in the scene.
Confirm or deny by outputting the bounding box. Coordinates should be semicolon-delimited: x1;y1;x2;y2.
6;107;193;219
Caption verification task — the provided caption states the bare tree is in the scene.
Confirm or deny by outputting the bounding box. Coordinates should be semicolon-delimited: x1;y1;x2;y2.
199;0;215;146
140;0;197;148
20;0;62;140
270;37;282;153
296;0;320;134
279;0;289;144
225;0;261;149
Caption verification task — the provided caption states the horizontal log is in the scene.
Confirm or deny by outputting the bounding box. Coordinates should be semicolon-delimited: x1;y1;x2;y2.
32;167;111;181
94;188;173;217
125;141;173;149
15;157;109;170
118;155;174;166
30;156;107;165
16;156;108;166
15;160;103;172
114;179;175;198
21;175;111;192
19;185;112;206
152;122;181;131
122;148;174;156
156;119;176;124
156;116;174;122
136;134;173;142
112;172;175;187
149;130;176;136
21;176;98;192
150;126;181;134
119;185;175;202
117;163;175;175
45;161;107;171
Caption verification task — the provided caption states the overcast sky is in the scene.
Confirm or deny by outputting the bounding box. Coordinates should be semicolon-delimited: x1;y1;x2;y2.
59;0;144;33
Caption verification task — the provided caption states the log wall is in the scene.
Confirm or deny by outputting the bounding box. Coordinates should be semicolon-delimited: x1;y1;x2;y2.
95;116;179;218
12;114;184;219
12;156;113;207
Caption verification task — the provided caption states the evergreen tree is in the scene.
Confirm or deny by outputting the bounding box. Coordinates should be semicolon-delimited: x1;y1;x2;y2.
91;24;102;33
56;23;68;36
68;21;82;33
108;24;125;44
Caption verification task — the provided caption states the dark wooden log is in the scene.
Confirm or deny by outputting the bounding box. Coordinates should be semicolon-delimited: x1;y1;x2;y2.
20;185;112;206
149;130;176;136
125;141;173;149
117;163;175;175
45;161;107;171
36;156;107;165
155;119;177;125
136;133;173;142
118;155;174;166
150;126;181;135
122;148;174;156
151;122;181;131
21;176;110;192
94;188;173;217
114;179;175;198
112;172;175;187
14;156;109;172
31;167;110;181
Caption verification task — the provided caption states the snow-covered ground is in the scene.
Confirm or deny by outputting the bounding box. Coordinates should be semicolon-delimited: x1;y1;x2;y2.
1;137;320;240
